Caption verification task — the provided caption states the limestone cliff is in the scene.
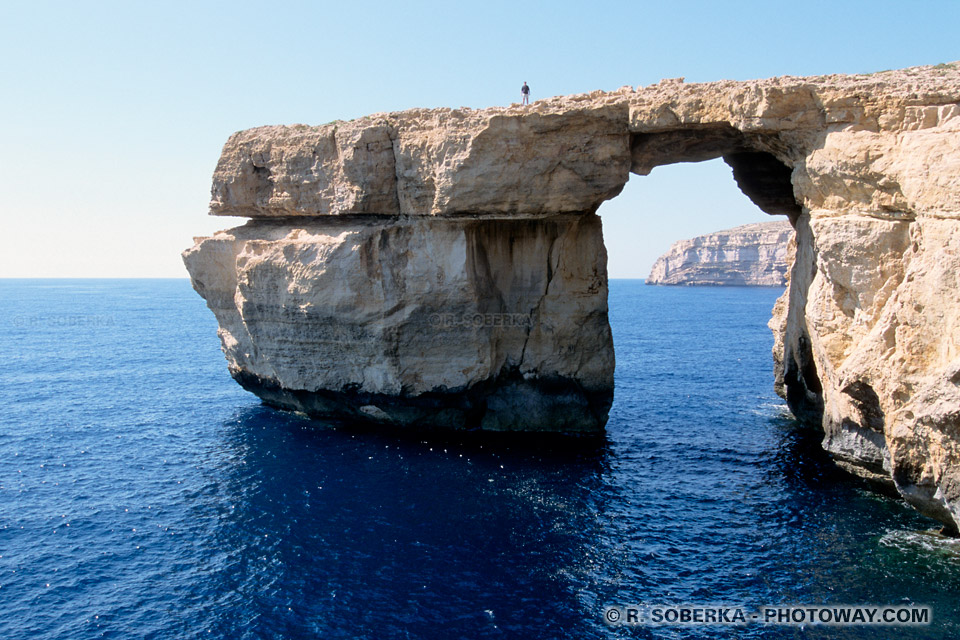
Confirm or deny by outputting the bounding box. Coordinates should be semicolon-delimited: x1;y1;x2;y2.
186;62;960;532
183;215;613;432
647;221;792;285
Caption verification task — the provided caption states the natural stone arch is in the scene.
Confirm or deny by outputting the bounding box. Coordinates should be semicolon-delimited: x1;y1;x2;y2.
628;126;818;427
185;63;960;533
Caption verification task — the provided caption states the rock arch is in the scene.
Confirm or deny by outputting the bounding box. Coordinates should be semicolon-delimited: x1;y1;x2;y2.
185;63;960;532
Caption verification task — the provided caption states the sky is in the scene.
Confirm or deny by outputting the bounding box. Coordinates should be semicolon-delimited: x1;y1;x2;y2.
1;0;958;278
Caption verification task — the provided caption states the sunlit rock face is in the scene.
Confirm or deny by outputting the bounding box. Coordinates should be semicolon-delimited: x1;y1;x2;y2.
183;214;613;432
647;221;793;286
187;62;960;532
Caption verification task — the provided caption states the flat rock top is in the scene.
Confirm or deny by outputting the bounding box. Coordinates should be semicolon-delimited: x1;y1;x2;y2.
250;62;960;133
209;63;960;219
677;220;793;239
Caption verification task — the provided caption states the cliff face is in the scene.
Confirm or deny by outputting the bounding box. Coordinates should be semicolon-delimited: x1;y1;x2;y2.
770;213;960;533
185;63;960;532
183;215;613;432
647;221;793;285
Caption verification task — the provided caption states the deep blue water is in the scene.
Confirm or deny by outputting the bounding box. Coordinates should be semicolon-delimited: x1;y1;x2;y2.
2;279;959;639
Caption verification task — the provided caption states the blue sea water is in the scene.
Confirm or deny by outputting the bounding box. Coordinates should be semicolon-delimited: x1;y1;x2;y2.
2;279;959;640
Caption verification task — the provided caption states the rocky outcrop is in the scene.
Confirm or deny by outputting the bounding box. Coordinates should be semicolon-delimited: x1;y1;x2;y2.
770;212;960;533
186;62;960;532
647;221;792;285
183;215;613;432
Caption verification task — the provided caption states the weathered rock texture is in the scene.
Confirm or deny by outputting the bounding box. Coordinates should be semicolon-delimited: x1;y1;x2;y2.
186;62;960;532
183;215;613;432
647;220;793;285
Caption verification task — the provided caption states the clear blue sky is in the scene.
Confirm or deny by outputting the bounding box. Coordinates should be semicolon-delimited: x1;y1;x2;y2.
2;0;958;277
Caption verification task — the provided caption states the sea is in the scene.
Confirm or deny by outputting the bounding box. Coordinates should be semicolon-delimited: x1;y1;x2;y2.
2;279;959;640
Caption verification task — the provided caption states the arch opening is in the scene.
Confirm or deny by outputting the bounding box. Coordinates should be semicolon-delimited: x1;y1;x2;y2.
597;141;817;427
629;128;803;224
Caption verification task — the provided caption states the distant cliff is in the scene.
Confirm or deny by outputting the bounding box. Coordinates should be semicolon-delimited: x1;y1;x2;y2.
646;221;793;286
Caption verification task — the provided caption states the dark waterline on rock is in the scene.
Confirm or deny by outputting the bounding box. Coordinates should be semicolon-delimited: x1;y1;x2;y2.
1;279;957;639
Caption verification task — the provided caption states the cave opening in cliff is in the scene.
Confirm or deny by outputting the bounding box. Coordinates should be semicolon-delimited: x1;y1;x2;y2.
596;144;804;406
628;127;803;221
596;156;795;281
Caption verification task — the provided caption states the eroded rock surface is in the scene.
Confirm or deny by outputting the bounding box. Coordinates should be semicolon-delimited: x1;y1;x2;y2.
187;62;960;531
647;221;793;285
772;213;960;532
184;214;613;432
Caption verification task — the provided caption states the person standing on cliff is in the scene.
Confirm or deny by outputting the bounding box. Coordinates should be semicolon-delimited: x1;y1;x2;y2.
521;81;530;105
